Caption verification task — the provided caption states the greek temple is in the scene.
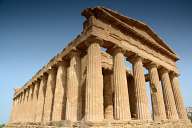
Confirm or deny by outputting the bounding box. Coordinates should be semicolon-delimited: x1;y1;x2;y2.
6;7;191;128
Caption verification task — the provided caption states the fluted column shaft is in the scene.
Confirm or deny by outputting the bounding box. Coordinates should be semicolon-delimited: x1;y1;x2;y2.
66;51;81;121
103;72;113;120
12;97;19;122
24;88;30;122
36;75;48;122
15;96;19;122
159;68;178;120
32;81;40;122
132;56;151;120
52;62;67;121
28;86;35;122
10;98;16;122
20;92;25;122
170;73;187;119
112;48;131;120
15;96;20;122
12;98;16;122
43;69;57;122
148;64;166;120
15;98;19;122
85;41;104;121
127;76;136;118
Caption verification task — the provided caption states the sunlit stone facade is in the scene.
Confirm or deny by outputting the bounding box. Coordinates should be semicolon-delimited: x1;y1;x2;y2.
7;7;190;128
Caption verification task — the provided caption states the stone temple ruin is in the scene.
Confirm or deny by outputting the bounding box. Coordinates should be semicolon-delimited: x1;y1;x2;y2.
6;7;192;128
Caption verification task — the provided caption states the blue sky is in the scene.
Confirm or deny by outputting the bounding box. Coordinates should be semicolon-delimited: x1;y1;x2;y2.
0;0;192;123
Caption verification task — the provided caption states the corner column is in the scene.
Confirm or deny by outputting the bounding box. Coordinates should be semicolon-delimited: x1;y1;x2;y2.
131;56;151;120
111;47;131;120
52;61;67;121
85;38;104;121
170;72;188;120
147;63;166;120
10;98;16;122
159;68;178;120
43;68;57;122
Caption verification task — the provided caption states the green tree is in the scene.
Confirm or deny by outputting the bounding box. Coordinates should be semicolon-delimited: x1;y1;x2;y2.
0;124;5;128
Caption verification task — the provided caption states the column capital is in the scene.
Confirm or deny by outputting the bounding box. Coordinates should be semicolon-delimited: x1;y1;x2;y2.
31;81;36;86
54;59;67;68
169;71;180;78
57;61;67;67
145;62;159;69
159;67;170;76
31;79;40;87
47;67;57;74
39;72;48;80
36;78;41;84
67;47;81;59
85;36;104;47
107;45;126;56
128;54;143;64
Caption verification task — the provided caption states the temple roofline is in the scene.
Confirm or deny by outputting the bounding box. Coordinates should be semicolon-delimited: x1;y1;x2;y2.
82;6;179;61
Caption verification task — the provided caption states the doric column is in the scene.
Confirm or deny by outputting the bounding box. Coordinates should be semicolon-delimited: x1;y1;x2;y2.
20;91;25;122
131;56;151;120
36;75;48;122
12;95;20;122
52;61;67;121
159;68;178;120
11;98;16;122
24;88;30;122
14;96;20;122
85;39;104;121
127;76;137;119
103;71;113;120
15;96;19;122
170;72;188;120
14;97;19;122
65;50;81;121
28;85;35;122
147;63;166;120
10;98;15;122
110;47;131;120
32;81;40;122
43;68;57;122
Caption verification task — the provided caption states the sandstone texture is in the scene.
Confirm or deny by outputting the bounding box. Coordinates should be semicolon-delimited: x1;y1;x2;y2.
6;6;191;128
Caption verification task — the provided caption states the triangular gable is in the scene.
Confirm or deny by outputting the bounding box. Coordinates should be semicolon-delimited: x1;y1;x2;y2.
82;6;179;60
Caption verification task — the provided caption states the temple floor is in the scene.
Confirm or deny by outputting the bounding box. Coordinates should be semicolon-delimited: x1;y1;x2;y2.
5;120;192;128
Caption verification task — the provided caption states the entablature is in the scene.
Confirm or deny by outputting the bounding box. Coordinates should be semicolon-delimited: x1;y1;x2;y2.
82;6;179;61
82;13;179;74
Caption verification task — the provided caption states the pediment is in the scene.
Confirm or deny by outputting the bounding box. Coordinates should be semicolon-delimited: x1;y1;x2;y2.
82;7;179;60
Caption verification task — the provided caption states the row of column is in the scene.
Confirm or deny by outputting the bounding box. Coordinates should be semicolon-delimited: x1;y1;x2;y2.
10;50;82;123
10;39;188;123
82;40;188;121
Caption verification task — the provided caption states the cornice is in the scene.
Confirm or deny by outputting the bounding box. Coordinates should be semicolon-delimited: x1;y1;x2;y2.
82;6;179;61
